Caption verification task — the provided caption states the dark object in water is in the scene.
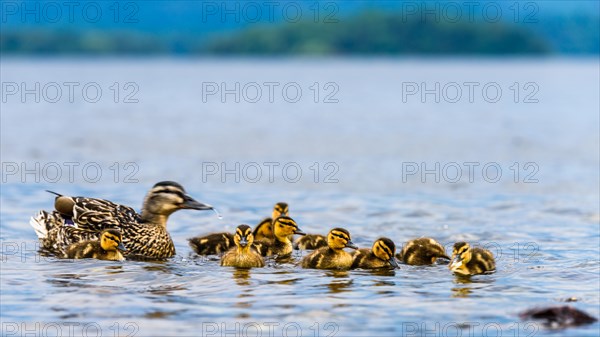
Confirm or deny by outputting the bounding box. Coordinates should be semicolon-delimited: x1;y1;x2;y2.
519;306;598;329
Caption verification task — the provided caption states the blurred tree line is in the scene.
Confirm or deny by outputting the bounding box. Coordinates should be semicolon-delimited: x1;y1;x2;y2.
2;10;597;55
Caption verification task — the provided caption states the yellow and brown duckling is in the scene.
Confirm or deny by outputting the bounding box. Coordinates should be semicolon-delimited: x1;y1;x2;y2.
352;237;399;269
270;202;289;221
221;225;265;268
301;228;358;270
31;181;214;259
294;233;328;250
397;237;450;265
65;229;126;261
252;218;275;243
253;202;289;243
254;216;305;257
188;202;287;255
188;231;235;255
449;242;496;275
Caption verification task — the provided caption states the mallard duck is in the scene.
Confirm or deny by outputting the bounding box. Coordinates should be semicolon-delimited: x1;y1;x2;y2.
397;237;450;265
221;225;265;268
188;202;288;255
352;237;399;269
294;233;327;250
449;242;496;275
301;228;358;269
65;228;126;261
30;181;214;259
254;216;305;257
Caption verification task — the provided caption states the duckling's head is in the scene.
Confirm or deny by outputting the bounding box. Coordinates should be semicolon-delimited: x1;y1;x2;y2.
100;229;126;252
253;218;273;239
234;224;254;248
449;242;472;270
273;216;305;240
373;237;399;268
141;181;213;223
327;228;358;250
272;202;289;219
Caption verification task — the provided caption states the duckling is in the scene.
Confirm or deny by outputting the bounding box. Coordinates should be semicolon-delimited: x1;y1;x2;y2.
397;237;450;265
449;242;496;275
294;233;328;250
254;216;305;257
352;237;399;269
254;202;288;242
252;218;274;243
301;228;358;269
271;202;289;220
188;232;235;255
188;202;287;255
30;181;214;259
221;225;265;268
65;229;126;261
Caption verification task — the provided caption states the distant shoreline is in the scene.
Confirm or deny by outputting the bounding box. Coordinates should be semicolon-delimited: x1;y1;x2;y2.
2;10;598;56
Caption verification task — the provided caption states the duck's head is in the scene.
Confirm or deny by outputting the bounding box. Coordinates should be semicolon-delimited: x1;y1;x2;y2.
372;237;399;268
234;224;254;248
272;202;289;219
327;228;358;250
273;216;305;240
141;181;213;224
449;242;472;270
100;229;126;252
253;218;273;240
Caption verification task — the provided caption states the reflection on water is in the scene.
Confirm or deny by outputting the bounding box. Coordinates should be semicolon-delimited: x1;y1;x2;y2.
325;271;353;294
451;274;497;298
451;275;475;298
231;268;251;286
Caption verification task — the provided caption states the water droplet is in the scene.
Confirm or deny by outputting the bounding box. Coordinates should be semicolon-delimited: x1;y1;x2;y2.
212;208;223;220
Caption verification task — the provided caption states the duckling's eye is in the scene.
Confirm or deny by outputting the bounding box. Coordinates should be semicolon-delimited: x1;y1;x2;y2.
332;233;347;241
105;235;119;243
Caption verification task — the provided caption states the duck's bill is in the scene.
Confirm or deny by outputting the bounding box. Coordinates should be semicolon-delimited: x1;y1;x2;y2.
117;242;127;252
239;238;248;247
294;228;306;236
449;257;462;269
182;195;213;210
389;257;399;268
345;241;358;250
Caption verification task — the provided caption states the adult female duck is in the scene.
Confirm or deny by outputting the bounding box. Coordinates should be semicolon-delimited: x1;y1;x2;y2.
30;181;214;259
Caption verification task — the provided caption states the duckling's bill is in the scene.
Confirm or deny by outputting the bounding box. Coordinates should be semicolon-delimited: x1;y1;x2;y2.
346;241;358;249
449;256;463;269
294;228;307;236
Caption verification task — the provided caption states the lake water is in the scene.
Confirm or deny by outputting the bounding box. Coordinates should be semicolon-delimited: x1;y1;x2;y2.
1;58;599;336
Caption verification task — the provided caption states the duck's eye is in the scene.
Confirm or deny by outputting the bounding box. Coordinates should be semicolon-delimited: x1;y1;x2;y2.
332;233;347;241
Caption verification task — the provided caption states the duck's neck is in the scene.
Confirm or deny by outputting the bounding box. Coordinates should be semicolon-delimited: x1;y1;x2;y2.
140;210;169;227
237;246;251;254
103;249;122;260
327;247;344;255
275;235;291;246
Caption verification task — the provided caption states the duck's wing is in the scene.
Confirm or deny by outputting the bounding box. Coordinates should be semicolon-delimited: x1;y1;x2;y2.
30;211;101;257
71;197;139;231
30;195;139;257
